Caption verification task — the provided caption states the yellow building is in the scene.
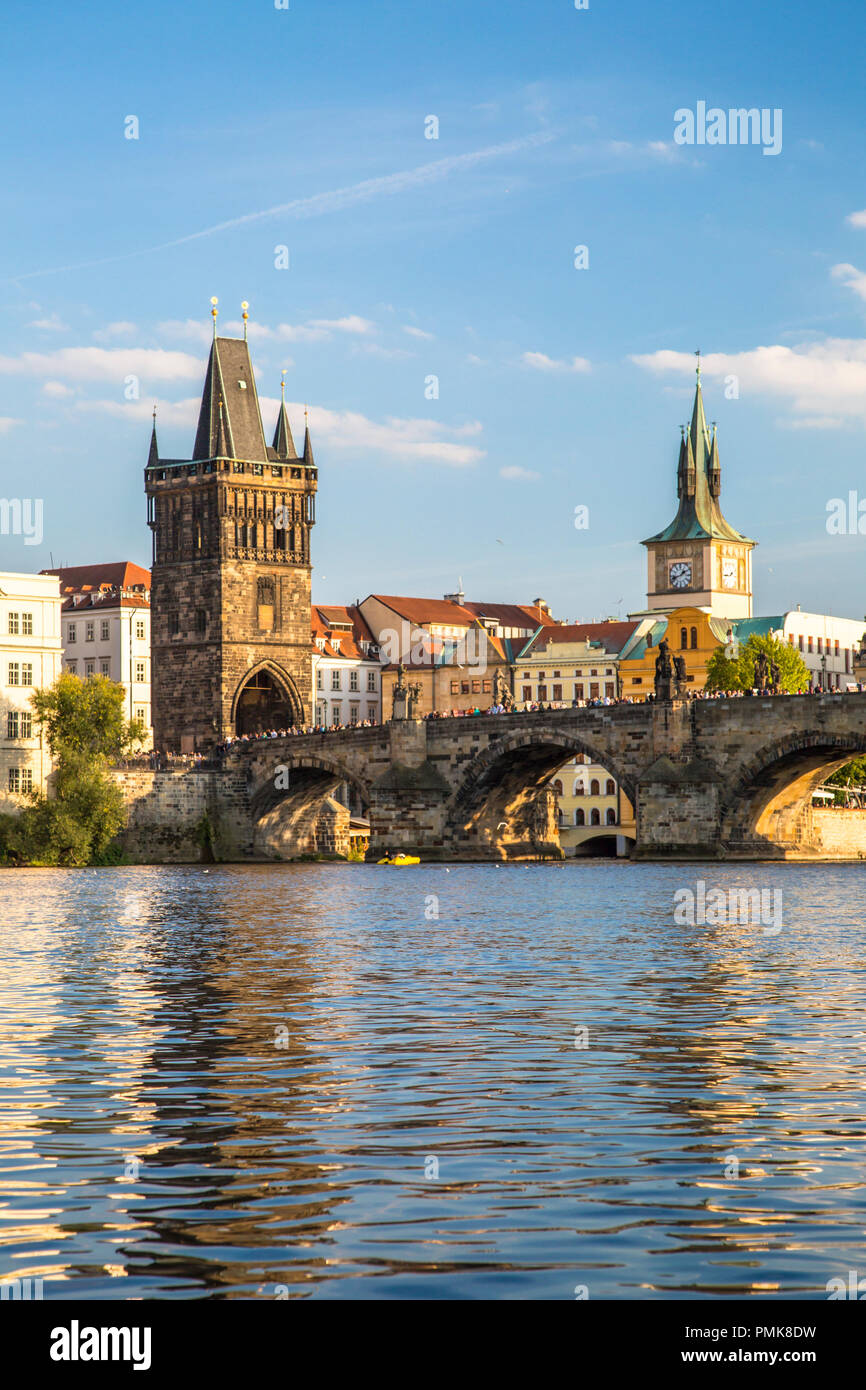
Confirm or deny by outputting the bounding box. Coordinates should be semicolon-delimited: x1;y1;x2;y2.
619;606;736;700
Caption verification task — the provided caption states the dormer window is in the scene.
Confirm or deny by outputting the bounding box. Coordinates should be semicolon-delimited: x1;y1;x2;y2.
238;380;247;390
332;638;341;652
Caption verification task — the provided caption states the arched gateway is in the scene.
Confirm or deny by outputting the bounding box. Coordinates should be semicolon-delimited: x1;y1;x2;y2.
232;663;302;736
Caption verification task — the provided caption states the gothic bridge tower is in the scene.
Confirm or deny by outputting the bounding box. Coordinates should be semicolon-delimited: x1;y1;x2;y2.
146;300;317;752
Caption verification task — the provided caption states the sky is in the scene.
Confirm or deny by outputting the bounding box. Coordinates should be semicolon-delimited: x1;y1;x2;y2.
2;0;866;621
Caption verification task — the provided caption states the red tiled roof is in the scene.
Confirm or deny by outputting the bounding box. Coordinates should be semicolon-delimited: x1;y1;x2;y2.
61;591;150;612
364;594;480;626
524;621;640;655
42;561;151;593
312;603;377;661
462;601;556;630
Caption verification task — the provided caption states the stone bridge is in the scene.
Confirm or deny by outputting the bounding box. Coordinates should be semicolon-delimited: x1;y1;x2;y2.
114;693;866;861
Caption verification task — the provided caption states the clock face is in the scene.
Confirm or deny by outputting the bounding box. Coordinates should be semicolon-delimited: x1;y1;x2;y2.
670;561;692;590
722;558;737;589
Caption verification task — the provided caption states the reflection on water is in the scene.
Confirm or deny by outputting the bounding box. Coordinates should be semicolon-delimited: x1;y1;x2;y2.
0;862;864;1300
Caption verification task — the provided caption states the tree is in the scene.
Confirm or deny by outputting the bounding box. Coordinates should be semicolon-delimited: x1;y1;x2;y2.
1;675;144;867
705;633;810;695
30;673;145;761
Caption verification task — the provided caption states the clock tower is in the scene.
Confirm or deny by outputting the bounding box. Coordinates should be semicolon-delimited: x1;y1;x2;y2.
642;357;755;618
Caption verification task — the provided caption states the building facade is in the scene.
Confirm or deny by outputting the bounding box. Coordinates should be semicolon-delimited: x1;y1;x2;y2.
641;360;755;619
145;310;317;751
42;562;153;741
312;604;381;726
514;621;644;706
0;572;61;810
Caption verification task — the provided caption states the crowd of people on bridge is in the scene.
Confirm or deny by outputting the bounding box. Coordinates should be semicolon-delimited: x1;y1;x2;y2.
116;681;864;769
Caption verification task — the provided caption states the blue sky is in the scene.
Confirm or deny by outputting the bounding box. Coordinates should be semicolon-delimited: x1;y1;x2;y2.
2;0;866;620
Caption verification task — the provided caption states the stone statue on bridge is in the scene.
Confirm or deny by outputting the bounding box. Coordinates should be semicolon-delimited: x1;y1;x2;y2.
392;663;409;721
407;681;423;718
770;659;781;694
654;639;674;702
754;650;770;690
494;668;514;710
673;654;688;699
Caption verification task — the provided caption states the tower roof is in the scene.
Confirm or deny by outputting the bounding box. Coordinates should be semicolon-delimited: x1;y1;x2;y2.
192;336;270;462
303;418;315;467
642;365;754;546
272;382;298;460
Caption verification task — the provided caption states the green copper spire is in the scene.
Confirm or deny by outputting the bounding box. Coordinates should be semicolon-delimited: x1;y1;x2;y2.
643;364;753;545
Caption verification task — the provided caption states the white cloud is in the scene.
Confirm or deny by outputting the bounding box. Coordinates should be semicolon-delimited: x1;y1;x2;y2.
309;315;376;336
74;394;486;468
75;397;201;426
403;325;434;340
845;209;866;228
500;465;540;481
831;262;866;302
0;346;203;383
157;318;214;346
522;351;591;373
631;341;866;424
93;321;138;341
0;417;21;433
27;312;68;332
352;342;414;360
42;381;74;398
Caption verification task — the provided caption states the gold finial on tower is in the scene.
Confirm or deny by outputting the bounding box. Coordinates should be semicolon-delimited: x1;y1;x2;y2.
241;300;249;340
210;296;219;337
281;368;287;401
694;348;702;383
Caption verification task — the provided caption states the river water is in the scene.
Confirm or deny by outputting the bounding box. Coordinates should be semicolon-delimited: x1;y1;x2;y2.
0;862;864;1301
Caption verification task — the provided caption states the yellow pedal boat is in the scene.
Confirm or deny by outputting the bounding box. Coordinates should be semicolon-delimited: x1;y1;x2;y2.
377;852;421;866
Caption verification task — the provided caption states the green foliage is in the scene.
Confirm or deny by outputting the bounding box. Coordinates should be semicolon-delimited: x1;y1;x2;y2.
30;672;145;761
705;633;810;695
826;755;866;788
2;674;142;868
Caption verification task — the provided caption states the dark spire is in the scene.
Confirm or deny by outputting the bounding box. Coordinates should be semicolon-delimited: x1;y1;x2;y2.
643;358;753;547
303;406;315;467
147;405;159;468
272;374;298;459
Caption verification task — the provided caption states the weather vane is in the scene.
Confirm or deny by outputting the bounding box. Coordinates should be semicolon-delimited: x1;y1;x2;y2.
210;296;219;336
241;300;249;340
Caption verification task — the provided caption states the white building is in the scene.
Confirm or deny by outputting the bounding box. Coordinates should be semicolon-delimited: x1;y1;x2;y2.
312;605;381;727
737;611;866;691
0;572;62;810
42;562;153;742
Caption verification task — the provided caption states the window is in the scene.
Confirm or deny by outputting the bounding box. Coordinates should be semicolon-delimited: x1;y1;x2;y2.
552;779;563;795
8;768;19;793
135;619;146;640
66;661;77;675
633;677;643;685
349;704;360;725
590;778;600;795
101;620;110;641
21;663;32;686
553;670;561;679
316;670;323;690
522;685;532;700
331;670;341;690
169;612;179;636
22;612;33;636
817;637;823;654
367;670;377;691
7;663;19;686
590;808;601;826
574;683;584;700
798;635;804;651
808;637;814;653
606;779;616;795
257;577;275;631
367;704;377;719
604;682;614;697
589;682;599;699
575;808;585;826
553;684;562;701
349;670;359;692
135;661;146;683
85;621;95;642
8;612;18;635
7;712;18;738
67;623;76;642
835;640;840;657
472;679;481;694
690;627;698;649
196;609;207;636
680;627;687;648
100;661;110;677
461;681;470;695
606;808;617;825
134;706;146;722
84;661;94;678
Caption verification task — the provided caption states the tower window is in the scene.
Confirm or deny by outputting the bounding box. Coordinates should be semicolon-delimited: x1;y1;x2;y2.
196;609;207;636
257;577;275;631
690;627;698;649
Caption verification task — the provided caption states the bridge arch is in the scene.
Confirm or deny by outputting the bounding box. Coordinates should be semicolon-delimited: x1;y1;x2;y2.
447;725;634;859
249;750;373;860
720;730;866;852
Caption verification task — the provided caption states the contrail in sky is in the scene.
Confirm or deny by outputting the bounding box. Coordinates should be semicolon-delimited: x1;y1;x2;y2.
6;130;556;284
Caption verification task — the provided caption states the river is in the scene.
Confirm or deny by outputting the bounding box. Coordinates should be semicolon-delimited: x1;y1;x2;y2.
0;862;863;1300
